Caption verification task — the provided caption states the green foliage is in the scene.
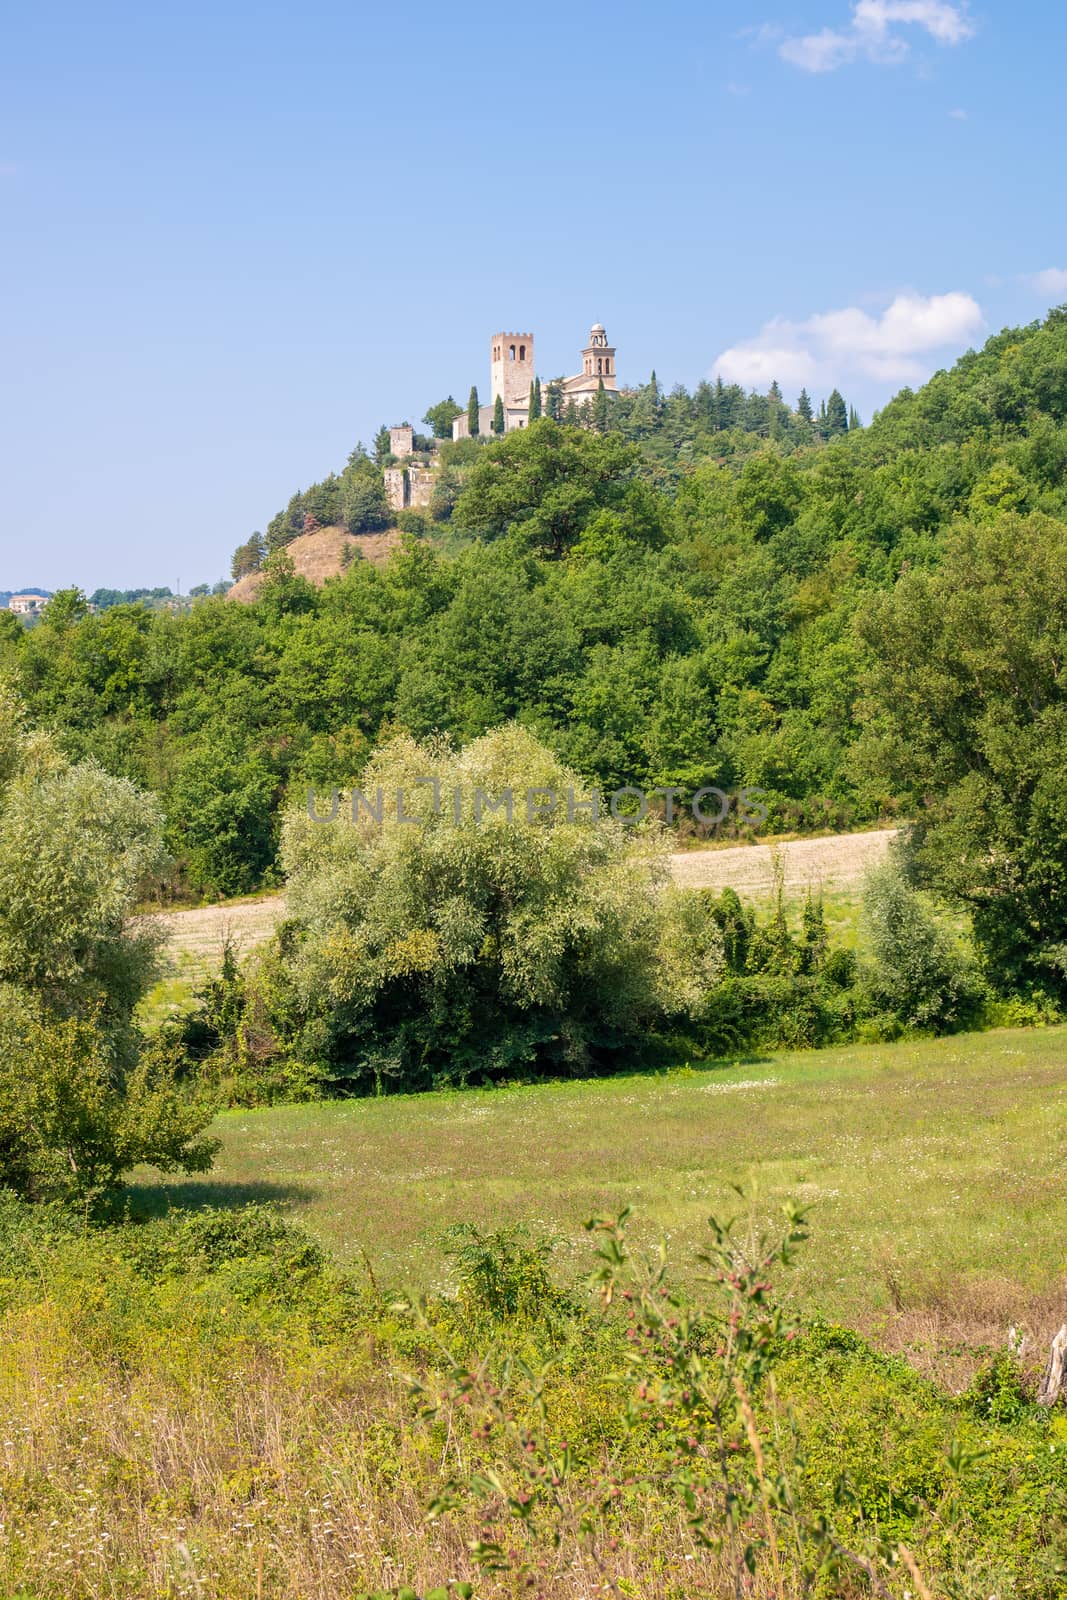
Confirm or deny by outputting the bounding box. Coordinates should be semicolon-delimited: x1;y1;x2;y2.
856;511;1067;1001
860;855;982;1031
353;1589;472;1600
466;384;479;436
0;1006;217;1203
451;418;637;555
441;1222;568;1322
0;1180;1063;1595
230;530;266;579
253;725;718;1090
423;395;464;439
0;690;216;1201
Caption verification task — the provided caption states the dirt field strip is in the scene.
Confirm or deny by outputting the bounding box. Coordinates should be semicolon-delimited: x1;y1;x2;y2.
154;828;898;978
669;827;898;896
154;896;284;979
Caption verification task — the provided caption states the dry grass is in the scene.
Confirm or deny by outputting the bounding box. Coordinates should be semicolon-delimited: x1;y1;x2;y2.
227;524;403;603
0;1294;853;1600
669;826;897;895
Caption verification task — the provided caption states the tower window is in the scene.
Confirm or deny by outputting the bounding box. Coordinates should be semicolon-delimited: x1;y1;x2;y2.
519;344;525;361
509;345;516;361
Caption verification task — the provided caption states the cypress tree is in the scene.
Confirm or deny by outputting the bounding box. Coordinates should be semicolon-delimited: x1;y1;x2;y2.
848;404;862;431
492;393;505;434
592;376;610;433
467;385;480;437
545;381;562;421
528;376;542;422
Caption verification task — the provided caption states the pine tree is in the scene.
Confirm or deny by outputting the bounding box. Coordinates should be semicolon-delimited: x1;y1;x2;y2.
767;380;784;439
796;388;814;425
564;398;579;426
373;424;392;465
467;385;480;437
528;376;542;423
492;393;505;434
693;379;716;428
825;389;849;436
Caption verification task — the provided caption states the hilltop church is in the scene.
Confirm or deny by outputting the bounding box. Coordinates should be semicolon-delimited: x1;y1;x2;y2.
452;323;618;438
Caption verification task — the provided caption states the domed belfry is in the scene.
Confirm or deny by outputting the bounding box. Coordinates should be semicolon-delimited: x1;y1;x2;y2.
581;323;617;385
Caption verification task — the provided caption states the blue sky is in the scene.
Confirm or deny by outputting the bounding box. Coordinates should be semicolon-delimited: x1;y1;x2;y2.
2;0;1065;590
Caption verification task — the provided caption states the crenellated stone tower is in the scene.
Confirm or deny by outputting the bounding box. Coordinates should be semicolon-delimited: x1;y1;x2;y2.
491;332;535;429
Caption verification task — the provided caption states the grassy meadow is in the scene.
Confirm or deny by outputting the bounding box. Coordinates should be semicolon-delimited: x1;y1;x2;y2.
130;1022;1067;1383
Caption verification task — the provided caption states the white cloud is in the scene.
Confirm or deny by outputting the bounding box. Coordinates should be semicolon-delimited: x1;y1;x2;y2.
779;0;974;72
949;106;968;119
712;290;983;396
1023;268;1067;297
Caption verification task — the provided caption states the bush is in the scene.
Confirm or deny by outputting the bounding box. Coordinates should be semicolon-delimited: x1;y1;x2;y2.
861;856;983;1031
0;689;217;1201
441;1222;571;1323
256;725;720;1091
0;1003;217;1203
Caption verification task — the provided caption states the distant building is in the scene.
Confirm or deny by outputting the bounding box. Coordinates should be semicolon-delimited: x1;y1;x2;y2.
389;424;414;459
7;594;49;615
384;463;435;514
453;324;619;439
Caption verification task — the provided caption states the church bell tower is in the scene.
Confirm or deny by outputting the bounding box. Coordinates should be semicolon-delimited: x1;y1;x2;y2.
581;323;617;388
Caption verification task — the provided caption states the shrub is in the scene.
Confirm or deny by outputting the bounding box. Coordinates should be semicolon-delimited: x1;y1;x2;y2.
260;725;719;1091
441;1222;570;1323
861;856;983;1031
0;1002;217;1203
0;688;217;1201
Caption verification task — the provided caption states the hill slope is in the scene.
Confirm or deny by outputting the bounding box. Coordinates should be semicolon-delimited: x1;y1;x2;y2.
227;523;402;601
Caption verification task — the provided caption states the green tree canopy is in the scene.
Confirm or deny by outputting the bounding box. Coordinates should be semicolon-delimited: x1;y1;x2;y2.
423;396;464;439
855;512;1067;997
451;419;638;556
272;725;721;1089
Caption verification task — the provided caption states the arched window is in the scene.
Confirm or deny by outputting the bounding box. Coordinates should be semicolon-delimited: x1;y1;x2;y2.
509;345;516;361
519;344;525;361
597;358;603;374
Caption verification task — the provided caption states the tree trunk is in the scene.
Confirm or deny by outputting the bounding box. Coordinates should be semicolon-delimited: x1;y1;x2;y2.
1037;1324;1067;1407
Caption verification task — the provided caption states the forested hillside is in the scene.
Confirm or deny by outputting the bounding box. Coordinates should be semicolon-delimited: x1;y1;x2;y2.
3;310;1066;928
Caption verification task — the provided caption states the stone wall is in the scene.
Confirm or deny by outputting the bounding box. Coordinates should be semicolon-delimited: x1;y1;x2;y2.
383;468;406;513
407;467;435;509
